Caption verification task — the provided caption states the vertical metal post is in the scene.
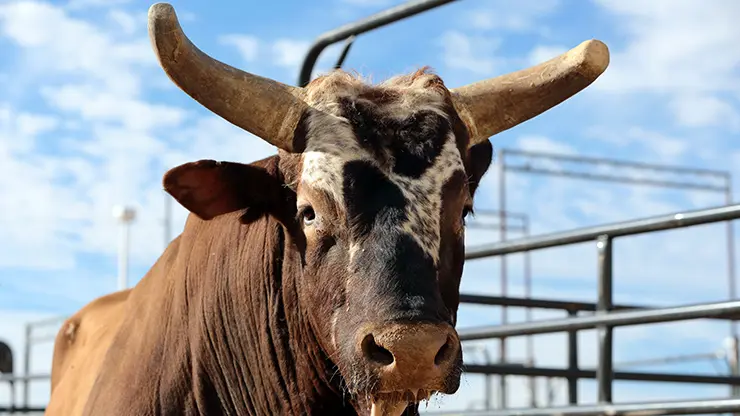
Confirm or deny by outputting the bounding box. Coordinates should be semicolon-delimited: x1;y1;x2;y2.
113;205;136;292
523;218;536;407
596;234;613;403
567;308;579;404
484;375;493;410
498;149;508;409
546;378;555;406
482;346;493;410
23;324;30;409
9;379;15;412
726;176;739;402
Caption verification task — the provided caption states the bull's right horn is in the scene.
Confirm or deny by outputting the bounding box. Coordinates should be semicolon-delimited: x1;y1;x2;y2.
451;39;610;147
148;3;310;153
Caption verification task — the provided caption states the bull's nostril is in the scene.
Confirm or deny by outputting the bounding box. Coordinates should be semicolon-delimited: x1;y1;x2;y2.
361;334;394;366
434;337;454;366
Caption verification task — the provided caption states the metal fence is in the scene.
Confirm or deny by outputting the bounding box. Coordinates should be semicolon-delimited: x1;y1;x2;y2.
432;203;740;415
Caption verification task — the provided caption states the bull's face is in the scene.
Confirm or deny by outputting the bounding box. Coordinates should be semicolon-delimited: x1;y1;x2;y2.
149;3;609;414
288;72;493;412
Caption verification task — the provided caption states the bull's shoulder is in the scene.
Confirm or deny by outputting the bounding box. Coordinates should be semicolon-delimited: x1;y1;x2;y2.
47;289;131;415
50;289;131;383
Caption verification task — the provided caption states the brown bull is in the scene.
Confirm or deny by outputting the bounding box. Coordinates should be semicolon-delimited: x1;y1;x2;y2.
46;3;609;415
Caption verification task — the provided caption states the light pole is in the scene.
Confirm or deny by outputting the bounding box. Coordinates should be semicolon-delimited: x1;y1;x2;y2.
112;205;136;292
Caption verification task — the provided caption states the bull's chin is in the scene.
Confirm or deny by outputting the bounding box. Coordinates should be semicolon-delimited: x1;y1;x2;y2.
370;390;434;416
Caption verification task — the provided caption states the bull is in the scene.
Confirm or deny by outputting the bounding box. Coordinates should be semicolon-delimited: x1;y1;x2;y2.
46;3;609;415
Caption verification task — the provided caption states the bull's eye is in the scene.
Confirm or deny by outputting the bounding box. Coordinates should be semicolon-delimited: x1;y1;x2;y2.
300;206;316;226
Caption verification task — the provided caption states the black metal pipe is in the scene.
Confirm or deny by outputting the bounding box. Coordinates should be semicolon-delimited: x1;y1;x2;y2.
426;397;740;416
23;324;30;409
458;294;740;324
566;309;579;405
463;364;740;385
333;36;355;69
465;203;740;260
0;406;47;413
459;294;643;312
297;0;459;86
458;300;740;340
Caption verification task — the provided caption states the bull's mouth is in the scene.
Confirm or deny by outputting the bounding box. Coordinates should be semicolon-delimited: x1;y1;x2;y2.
369;390;436;416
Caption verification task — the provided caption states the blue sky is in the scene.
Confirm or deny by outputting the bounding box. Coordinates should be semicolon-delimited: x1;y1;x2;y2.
2;0;740;411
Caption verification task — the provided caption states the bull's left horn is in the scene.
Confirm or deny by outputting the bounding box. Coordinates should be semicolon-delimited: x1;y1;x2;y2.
451;39;609;147
148;3;309;152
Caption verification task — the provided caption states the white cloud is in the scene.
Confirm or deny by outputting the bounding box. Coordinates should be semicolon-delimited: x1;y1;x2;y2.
0;1;279;277
527;44;568;65
517;135;576;155
438;31;502;75
219;35;312;75
670;93;740;130
272;39;310;69
41;84;187;132
106;9;142;36
0;103;59;152
65;0;131;9
0;0;155;96
583;125;691;164
463;0;560;35
593;0;740;96
219;34;260;63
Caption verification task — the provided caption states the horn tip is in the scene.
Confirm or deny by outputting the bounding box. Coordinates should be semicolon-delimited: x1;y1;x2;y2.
572;39;610;80
148;2;182;66
148;3;179;36
148;2;174;20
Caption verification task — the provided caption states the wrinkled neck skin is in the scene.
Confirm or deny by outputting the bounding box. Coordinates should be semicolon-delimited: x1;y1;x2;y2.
184;211;352;415
81;157;390;416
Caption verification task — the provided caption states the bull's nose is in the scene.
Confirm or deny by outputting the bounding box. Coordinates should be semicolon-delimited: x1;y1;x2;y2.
357;322;460;392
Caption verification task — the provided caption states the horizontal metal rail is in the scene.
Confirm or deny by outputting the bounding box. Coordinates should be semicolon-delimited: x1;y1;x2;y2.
426;397;740;416
297;0;459;86
0;373;50;382
503;148;731;178
0;406;47;413
459;294;644;312
465;203;740;260
506;165;728;192
458;300;740;340
463;364;740;385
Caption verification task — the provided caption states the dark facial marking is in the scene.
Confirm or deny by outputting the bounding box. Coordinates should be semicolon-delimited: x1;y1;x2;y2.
390;110;451;178
342;160;407;238
351;231;448;323
338;97;452;178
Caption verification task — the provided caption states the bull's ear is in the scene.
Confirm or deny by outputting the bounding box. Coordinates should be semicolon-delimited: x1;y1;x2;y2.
467;139;493;196
163;159;280;221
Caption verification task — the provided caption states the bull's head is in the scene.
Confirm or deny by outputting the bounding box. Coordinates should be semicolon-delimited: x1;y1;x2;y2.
148;3;608;415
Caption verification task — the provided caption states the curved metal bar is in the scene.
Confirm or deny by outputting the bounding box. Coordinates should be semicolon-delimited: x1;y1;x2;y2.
333;36;356;69
297;0;460;86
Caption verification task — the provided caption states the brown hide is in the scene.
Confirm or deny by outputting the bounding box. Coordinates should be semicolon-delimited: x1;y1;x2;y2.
45;288;131;415
45;156;350;416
